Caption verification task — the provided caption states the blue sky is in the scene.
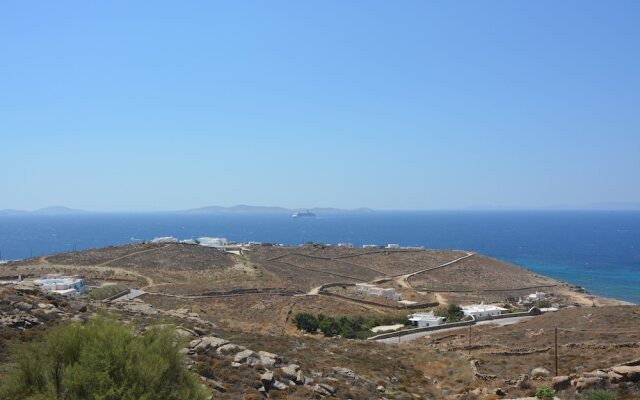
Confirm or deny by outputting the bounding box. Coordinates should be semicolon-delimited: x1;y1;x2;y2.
1;1;639;211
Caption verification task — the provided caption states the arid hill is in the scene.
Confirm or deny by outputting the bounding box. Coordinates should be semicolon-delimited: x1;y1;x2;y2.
2;243;637;399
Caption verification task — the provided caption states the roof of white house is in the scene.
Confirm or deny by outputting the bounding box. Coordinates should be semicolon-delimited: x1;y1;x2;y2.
408;311;445;321
34;277;84;286
461;303;507;313
151;236;178;243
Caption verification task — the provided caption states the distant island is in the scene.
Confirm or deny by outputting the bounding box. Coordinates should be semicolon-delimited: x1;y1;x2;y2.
2;202;640;216
0;205;376;216
0;206;91;216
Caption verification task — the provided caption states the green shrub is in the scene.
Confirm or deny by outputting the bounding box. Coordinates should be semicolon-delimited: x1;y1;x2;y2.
292;312;319;332
536;385;555;399
293;312;408;338
580;389;616;400
534;300;552;308
0;316;207;400
435;304;465;322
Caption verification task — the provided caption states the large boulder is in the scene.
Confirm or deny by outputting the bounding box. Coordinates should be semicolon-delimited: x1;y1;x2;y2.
608;371;624;383
313;383;336;396
295;370;306;385
332;366;358;379
216;343;245;356
582;370;608;379
611;366;640;382
260;371;274;387
515;374;530;389
572;376;606;392
281;364;300;380
272;380;288;390
258;350;281;367
552;375;571;391
233;349;258;363
531;367;551;378
194;336;229;353
14;302;33;312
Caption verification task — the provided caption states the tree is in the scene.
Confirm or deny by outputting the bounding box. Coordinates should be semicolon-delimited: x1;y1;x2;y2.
292;312;319;332
435;304;465;322
0;316;207;400
318;316;341;337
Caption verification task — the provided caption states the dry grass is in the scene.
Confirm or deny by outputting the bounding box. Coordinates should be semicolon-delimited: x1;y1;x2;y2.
415;305;640;382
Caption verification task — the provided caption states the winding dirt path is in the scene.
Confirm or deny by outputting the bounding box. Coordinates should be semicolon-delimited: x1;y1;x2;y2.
396;252;474;288
96;244;171;267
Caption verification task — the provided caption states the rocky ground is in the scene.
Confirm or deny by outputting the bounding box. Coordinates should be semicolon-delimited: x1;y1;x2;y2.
1;243;638;399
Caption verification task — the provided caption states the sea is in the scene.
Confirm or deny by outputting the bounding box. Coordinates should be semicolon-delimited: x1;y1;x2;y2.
0;211;638;304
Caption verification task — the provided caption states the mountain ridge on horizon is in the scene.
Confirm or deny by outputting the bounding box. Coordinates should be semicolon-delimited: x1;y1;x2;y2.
1;202;640;215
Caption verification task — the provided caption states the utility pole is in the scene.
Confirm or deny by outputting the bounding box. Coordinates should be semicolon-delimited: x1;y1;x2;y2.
554;326;558;376
468;325;472;355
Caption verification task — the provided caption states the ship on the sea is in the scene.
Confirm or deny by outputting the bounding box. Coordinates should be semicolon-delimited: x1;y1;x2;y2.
292;209;316;218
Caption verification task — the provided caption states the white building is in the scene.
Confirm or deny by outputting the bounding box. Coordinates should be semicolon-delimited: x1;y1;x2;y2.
355;283;375;294
197;237;229;247
409;311;445;328
150;236;178;243
386;244;400;249
527;292;546;302
461;302;506;320
362;244;379;249
34;275;86;297
354;283;401;301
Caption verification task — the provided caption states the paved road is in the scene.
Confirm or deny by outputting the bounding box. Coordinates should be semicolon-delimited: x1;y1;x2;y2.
376;316;534;344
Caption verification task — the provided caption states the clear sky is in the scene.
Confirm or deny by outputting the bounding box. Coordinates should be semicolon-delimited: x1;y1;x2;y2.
1;1;639;211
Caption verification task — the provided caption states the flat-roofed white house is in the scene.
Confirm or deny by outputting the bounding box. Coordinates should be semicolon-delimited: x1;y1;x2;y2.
354;283;402;301
461;302;506;320
197;237;229;247
150;236;178;243
355;283;375;294
34;275;86;297
527;291;546;302
408;311;445;328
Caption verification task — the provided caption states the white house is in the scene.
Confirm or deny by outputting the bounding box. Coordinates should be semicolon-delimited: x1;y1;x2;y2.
34;275;86;297
355;283;375;294
197;237;229;248
150;236;178;244
408;311;445;328
461;302;506;320
527;292;546;302
386;244;400;249
354;283;402;301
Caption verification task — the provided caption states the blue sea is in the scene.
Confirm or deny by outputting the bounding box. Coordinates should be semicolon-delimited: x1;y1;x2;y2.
0;211;638;304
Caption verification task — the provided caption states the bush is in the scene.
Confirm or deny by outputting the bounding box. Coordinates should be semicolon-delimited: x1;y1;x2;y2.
536;385;555;399
534;300;552;309
0;316;207;400
435;304;465;322
293;312;408;339
580;389;616;400
292;312;319;332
